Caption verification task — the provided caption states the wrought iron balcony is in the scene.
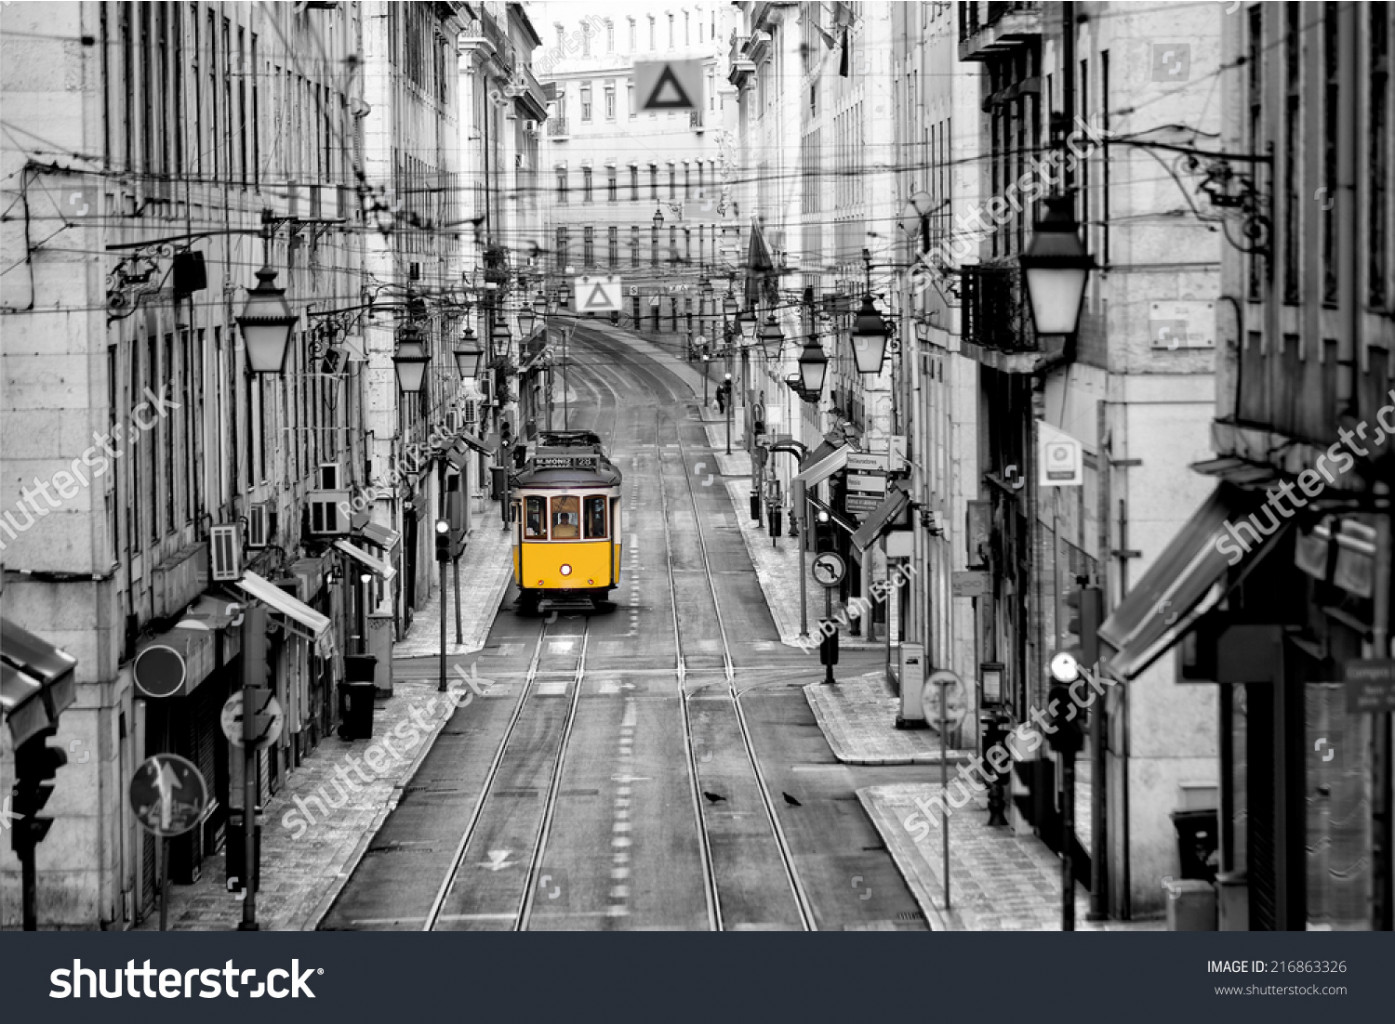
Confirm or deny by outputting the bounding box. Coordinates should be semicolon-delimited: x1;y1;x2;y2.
958;1;1042;62
547;117;569;138
959;262;1037;354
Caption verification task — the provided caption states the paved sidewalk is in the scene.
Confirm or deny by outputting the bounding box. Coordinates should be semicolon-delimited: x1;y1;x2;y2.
805;671;973;766
393;510;514;658
138;674;472;931
140;510;510;931
857;780;1160;932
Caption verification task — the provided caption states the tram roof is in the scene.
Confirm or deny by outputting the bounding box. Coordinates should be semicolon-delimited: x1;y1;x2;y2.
513;462;622;489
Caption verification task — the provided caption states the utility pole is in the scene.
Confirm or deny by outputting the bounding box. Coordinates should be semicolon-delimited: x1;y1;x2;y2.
238;605;267;931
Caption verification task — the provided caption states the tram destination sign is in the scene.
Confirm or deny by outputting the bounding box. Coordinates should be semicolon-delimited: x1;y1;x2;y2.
532;449;598;470
1344;658;1395;713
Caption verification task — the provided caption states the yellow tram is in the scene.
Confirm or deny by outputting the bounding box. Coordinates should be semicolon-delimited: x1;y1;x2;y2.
509;431;622;610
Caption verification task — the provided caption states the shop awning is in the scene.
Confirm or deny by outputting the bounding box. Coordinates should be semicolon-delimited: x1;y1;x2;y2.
1;618;77;745
173;595;242;632
234;571;334;658
851;481;911;552
355;520;401;554
333;539;397;582
1099;483;1291;681
793;442;851;491
454;431;492;455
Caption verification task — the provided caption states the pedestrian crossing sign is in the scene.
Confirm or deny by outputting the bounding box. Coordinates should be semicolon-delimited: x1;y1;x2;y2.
634;61;702;112
574;275;622;313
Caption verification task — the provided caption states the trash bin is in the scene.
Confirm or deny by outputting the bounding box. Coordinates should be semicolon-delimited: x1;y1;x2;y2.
769;509;783;538
338;681;376;740
225;814;261;893
1164;878;1217;931
750;492;762;521
490;465;508;501
343;653;378;683
1171;808;1219;882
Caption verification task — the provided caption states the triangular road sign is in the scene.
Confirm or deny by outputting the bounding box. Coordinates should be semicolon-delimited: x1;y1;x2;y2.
583;283;612;310
647;65;694;109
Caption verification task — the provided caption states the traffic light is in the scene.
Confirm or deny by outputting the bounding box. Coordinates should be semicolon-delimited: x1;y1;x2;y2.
435;518;452;563
1046;683;1085;753
11;729;67;853
1064;583;1103;667
499;419;513;450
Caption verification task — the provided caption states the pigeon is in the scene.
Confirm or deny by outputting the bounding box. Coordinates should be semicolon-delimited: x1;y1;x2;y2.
702;791;725;804
782;792;802;807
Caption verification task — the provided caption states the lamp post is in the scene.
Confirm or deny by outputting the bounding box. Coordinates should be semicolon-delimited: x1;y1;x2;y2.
724;372;733;455
435;519;450;693
236;266;298;374
1021;192;1094;934
703;353;711;407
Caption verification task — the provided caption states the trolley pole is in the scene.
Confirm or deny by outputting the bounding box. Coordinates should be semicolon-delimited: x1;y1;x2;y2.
238;605;266;931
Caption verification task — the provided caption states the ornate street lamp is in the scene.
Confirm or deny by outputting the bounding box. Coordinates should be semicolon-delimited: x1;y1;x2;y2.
722;291;739;321
392;323;430;393
757;314;784;360
653;207;665;230
454;328;484;378
491;321;513;364
532;291;549;318
517;304;536;337
236;265;298;374
850;294;890;375
738;309;757;343
797;334;828;399
1019;193;1096;336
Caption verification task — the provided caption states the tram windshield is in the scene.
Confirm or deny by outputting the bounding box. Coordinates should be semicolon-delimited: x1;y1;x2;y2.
584;496;607;539
551;495;580;539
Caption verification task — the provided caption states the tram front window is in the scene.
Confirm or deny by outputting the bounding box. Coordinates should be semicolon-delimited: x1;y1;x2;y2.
584;496;607;539
551;495;580;539
525;496;547;539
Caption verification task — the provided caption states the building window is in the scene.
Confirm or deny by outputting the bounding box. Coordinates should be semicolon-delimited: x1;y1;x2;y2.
684;11;690;45
556;167;568;203
667;13;674;49
651;224;659;265
648;15;655;50
1369;5;1389;308
697;162;704;192
608;166;618;201
668;164;677;200
627;81;636;118
582;21;592;57
684;162;691;199
580;83;592;121
650;163;659;200
709;70;716;111
1282;4;1300;305
630;164;639;200
669;225;677;263
608;226;619;267
583;226;595;266
606;19;614;53
628;17;636;52
556;25;565;52
631;226;640;267
605;81;616;119
582;166;593;202
555;226;569;270
684;227;692;263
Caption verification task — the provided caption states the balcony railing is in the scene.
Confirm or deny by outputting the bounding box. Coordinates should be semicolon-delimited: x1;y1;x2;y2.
958;1;1042;62
689;110;704;131
547;117;569;138
960;263;1037;353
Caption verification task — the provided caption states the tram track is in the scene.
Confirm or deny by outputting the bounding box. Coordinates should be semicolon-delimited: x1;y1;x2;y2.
579;324;817;931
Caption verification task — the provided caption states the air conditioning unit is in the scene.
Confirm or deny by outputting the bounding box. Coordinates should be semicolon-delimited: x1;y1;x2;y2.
445;410;461;433
307;491;352;536
319;463;342;490
247;503;271;549
210;525;241;581
479;369;495;406
524;119;539;134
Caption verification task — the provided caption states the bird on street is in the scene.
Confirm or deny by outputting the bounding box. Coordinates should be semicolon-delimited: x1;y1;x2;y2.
782;792;802;807
703;791;725;804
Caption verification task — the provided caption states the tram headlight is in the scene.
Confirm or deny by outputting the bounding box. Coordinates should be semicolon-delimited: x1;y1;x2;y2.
560;564;572;577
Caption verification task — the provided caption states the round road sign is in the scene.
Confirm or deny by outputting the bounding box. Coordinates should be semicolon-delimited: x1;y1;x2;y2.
129;754;208;838
220;690;285;750
922;670;969;731
811;552;846;589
